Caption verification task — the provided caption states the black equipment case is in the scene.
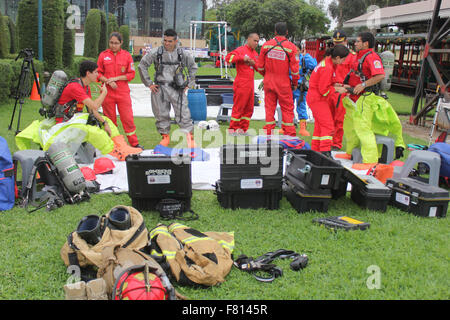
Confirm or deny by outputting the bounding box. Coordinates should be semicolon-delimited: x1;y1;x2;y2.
126;153;192;212
386;177;449;218
347;172;392;212
283;174;332;213
216;144;284;209
286;149;344;190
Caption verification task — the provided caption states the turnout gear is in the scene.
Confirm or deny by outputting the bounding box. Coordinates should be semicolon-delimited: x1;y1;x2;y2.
97;48;139;147
306;57;337;152
149;223;235;287
60;206;149;282
225;44;259;133
256;36;300;136
138;44;198;135
342;93;406;164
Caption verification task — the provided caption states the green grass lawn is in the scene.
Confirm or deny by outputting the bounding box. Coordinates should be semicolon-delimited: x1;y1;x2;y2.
0;66;448;300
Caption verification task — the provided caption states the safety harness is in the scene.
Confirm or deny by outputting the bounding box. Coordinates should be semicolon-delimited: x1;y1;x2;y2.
234;249;308;282
265;39;291;64
343;50;382;96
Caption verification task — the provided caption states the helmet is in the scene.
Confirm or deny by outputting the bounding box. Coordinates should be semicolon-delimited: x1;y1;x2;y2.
80;167;96;181
113;264;168;300
94;157;115;175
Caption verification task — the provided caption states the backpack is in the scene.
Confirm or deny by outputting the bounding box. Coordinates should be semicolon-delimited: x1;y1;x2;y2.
428;142;450;182
149;223;235;287
0;136;15;211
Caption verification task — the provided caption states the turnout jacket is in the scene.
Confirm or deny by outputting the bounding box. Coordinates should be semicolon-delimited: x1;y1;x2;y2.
97;49;135;93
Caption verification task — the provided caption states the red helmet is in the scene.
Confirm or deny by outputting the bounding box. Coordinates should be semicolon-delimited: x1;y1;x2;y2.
94;157;115;175
80;167;96;181
113;264;168;300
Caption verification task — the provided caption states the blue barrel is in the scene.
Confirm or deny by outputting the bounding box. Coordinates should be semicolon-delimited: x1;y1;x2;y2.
221;93;234;104
187;89;207;121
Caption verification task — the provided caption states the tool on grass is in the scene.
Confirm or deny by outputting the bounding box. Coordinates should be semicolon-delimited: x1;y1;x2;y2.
313;216;370;231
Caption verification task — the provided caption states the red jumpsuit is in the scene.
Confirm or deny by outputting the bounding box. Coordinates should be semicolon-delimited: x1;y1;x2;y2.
348;48;385;102
306;57;337;152
329;50;357;149
225;45;259;133
256;36;299;136
97;49;138;146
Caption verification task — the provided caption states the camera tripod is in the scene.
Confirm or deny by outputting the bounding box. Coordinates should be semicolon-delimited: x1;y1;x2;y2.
8;48;41;135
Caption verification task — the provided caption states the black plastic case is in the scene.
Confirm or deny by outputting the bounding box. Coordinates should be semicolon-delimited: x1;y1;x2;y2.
283;174;332;213
215;180;282;210
344;171;392;212
126;153;192;211
286;149;344;190
219;144;284;192
386;177;449;218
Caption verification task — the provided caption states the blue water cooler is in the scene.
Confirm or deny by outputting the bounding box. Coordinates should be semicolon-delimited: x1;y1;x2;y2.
187;89;207;122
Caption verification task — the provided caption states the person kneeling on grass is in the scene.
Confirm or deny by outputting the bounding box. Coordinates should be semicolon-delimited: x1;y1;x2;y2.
15;60;142;161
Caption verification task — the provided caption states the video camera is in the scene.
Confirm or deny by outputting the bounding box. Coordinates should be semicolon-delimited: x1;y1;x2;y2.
15;48;35;62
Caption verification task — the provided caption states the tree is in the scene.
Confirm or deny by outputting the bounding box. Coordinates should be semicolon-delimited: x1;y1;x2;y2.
0;12;10;58
222;0;329;39
98;10;107;54
107;13;119;38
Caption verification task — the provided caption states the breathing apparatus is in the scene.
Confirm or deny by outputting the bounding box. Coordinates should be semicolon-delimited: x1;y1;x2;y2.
39;70;68;118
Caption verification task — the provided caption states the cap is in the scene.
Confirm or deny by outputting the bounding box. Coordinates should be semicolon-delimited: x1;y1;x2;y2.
332;30;347;43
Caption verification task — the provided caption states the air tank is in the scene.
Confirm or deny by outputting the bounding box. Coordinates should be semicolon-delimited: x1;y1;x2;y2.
41;70;68;108
379;51;395;91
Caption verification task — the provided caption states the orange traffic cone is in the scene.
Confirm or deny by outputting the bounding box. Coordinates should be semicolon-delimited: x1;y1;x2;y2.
30;73;40;101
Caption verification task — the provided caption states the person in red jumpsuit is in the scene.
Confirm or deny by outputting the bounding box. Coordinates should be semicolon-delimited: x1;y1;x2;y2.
328;30;357;150
346;32;385;102
225;32;260;135
97;32;142;149
256;22;299;136
306;45;349;158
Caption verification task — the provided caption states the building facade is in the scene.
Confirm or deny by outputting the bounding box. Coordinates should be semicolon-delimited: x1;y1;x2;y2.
0;0;205;39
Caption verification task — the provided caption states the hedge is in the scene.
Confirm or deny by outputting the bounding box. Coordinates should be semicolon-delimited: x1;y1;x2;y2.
119;25;130;52
17;0;65;73
0;58;44;102
84;9;101;58
7;16;18;54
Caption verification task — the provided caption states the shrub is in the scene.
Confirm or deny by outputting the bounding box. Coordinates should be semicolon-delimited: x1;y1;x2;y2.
0;12;10;58
7;16;18;54
42;0;65;72
0;60;12;101
107;13;119;38
119;25;130;52
83;9;101;58
0;58;44;101
98;11;107;54
62;0;75;70
17;0;38;53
